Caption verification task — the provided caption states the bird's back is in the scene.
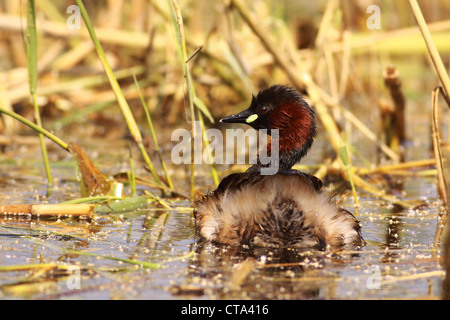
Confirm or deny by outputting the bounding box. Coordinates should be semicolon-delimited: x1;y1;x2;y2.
194;170;364;249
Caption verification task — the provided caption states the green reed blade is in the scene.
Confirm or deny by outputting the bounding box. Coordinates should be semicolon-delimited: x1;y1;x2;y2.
134;75;174;190
197;108;219;187
0;106;68;151
25;0;53;187
168;0;197;201
74;0;163;187
25;1;37;95
129;144;137;197
340;141;359;207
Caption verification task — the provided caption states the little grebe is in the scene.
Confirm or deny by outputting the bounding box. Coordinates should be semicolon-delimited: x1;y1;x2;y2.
194;85;364;249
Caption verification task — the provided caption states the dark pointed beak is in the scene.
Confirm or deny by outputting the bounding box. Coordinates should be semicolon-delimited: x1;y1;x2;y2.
220;107;257;124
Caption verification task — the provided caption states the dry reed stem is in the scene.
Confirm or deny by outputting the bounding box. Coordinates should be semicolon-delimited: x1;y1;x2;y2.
432;87;448;247
380;270;445;286
338;31;351;100
314;0;338;48
0;13;151;49
357;159;436;175
409;0;450;105
0;204;95;217
431;87;448;207
6;65;145;105
229;0;306;91
330;19;450;54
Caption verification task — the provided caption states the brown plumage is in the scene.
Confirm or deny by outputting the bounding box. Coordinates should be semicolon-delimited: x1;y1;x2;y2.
194;85;364;249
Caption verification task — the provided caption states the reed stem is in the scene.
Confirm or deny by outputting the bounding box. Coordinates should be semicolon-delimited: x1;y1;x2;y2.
340;142;359;206
168;0;198;201
74;0;163;187
128;145;137;197
0;106;68;150
197;108;219;187
134;75;174;190
431;87;448;247
409;0;450;106
25;0;53;187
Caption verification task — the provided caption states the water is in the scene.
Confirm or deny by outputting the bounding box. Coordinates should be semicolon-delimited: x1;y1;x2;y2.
0;137;445;300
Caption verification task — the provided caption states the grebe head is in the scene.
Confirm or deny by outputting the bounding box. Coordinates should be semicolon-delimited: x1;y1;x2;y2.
220;85;317;169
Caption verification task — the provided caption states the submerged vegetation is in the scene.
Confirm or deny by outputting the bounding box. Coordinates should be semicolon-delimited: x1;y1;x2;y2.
0;0;449;299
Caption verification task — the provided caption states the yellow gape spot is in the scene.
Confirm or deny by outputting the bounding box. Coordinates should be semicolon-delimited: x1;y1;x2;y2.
246;114;258;123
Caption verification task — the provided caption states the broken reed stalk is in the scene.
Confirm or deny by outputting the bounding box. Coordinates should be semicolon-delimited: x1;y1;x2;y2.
383;66;406;160
74;0;163;188
25;0;52;187
134;75;174;190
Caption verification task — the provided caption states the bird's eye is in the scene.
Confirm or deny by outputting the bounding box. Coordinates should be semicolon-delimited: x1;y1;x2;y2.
260;106;269;114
